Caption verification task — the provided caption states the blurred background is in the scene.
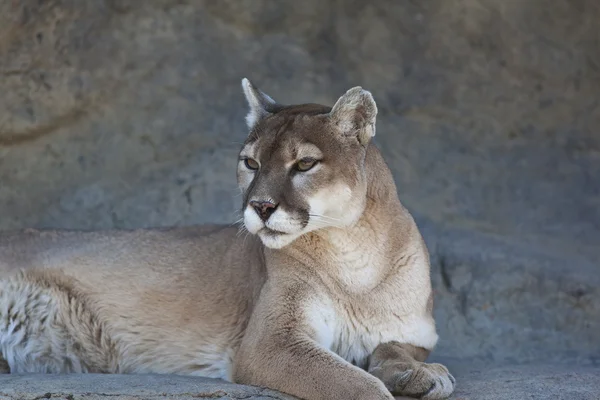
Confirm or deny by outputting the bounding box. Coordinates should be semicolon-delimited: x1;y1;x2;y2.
0;0;598;372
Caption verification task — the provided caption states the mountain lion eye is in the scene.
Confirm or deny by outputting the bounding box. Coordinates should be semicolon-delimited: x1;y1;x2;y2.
244;158;259;170
296;158;318;172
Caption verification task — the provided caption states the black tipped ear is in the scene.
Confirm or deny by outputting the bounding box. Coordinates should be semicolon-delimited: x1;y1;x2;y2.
329;87;377;145
241;78;278;129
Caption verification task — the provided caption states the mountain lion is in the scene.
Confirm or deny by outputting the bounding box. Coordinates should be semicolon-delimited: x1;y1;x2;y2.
0;79;455;400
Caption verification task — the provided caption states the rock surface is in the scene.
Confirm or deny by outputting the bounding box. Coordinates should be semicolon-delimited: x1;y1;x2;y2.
1;365;599;400
0;0;599;397
0;374;296;400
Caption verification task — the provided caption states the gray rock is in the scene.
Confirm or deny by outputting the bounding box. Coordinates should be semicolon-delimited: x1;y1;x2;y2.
0;0;599;396
1;366;599;400
449;363;600;400
0;373;296;400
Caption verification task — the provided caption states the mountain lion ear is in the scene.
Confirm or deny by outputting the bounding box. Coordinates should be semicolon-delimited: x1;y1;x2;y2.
241;78;278;129
329;86;377;145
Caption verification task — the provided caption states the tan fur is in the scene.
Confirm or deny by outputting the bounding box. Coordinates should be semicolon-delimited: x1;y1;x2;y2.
0;80;454;400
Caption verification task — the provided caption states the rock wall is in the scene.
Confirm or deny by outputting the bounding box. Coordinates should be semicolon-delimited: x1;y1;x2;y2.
1;0;599;366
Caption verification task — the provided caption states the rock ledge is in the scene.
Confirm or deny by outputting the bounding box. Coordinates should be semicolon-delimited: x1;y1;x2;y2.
0;364;598;400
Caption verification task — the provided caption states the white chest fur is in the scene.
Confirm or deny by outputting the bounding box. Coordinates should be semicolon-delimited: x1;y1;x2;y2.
305;228;439;368
305;257;439;368
308;299;386;369
307;295;437;369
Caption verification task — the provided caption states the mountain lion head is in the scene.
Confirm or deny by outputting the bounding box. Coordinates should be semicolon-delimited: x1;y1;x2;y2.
237;79;378;249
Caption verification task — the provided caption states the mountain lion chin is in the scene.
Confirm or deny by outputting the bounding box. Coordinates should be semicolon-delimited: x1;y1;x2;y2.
257;228;301;249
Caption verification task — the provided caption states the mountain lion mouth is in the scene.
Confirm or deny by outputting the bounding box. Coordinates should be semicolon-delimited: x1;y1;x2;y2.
261;228;288;236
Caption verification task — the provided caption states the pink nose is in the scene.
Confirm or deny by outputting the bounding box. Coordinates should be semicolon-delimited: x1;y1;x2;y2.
249;200;278;222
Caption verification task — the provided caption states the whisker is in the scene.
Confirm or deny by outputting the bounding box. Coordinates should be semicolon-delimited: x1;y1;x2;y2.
242;229;251;247
236;226;248;237
309;213;344;222
309;214;343;223
228;215;245;229
235;220;249;237
308;218;344;230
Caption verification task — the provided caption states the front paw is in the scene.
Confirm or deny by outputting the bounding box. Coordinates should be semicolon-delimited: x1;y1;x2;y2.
387;362;455;400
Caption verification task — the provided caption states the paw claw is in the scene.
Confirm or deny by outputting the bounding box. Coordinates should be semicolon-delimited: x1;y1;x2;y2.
448;373;456;385
422;381;437;397
398;369;413;384
391;369;413;390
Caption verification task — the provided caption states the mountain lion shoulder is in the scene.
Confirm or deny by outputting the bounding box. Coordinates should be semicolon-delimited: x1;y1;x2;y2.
0;79;455;400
